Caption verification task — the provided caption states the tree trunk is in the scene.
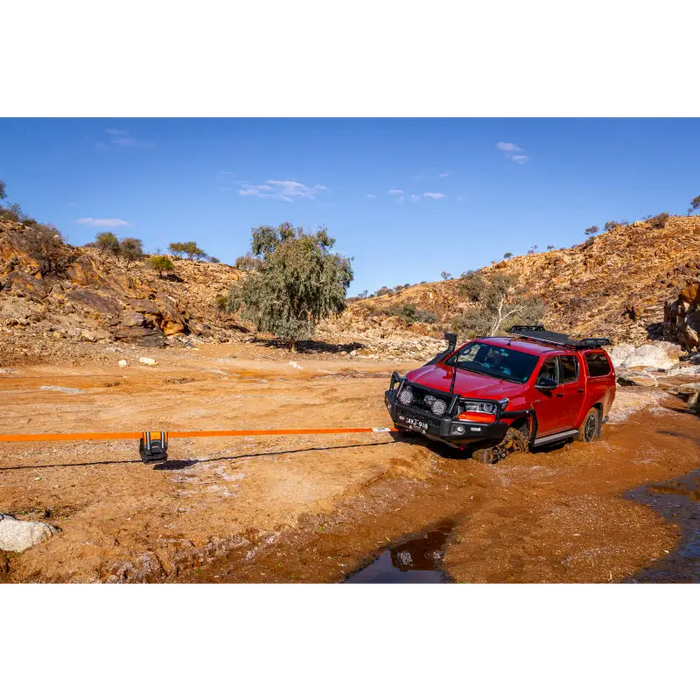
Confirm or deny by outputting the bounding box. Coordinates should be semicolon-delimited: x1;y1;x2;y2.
289;339;297;353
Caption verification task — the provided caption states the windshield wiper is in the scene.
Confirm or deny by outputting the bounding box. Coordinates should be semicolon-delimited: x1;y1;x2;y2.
457;364;490;377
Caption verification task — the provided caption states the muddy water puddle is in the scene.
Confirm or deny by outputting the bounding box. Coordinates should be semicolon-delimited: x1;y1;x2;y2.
345;521;454;583
625;467;700;583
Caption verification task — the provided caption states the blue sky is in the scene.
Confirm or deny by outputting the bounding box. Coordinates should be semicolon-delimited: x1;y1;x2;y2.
1;118;698;294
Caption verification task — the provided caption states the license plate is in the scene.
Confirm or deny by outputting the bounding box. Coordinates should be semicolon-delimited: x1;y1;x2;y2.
398;413;428;433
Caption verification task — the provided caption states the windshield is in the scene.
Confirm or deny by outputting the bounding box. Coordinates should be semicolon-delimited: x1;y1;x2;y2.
445;341;539;383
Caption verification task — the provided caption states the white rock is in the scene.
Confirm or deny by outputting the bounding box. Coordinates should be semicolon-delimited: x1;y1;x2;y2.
288;361;302;369
81;329;97;342
620;344;676;371
118;359;128;368
609;344;635;369
0;514;58;553
139;357;157;366
40;385;83;394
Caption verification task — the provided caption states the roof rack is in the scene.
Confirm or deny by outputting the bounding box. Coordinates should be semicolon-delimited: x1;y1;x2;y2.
506;325;611;350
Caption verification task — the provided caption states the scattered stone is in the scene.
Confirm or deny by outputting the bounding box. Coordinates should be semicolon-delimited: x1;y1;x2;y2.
0;513;58;553
139;357;158;366
288;361;302;369
40;385;83;394
80;329;97;342
118;359;128;368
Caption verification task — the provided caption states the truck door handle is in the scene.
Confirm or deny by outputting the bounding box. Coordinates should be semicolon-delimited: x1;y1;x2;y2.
577;389;584;393
556;392;564;398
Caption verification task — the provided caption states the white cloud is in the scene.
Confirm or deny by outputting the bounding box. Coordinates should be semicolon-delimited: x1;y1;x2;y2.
496;141;523;152
497;141;530;165
238;180;328;203
77;217;131;227
217;170;232;175
67;202;78;207
111;136;154;148
388;189;405;195
366;194;377;199
410;194;421;202
101;128;153;148
424;192;446;199
439;171;450;178
457;195;466;202
398;196;405;204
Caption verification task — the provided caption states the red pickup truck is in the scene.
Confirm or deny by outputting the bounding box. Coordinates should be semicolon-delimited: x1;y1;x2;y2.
385;326;616;464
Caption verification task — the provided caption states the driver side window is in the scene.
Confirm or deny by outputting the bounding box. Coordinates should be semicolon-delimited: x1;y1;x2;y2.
537;358;558;384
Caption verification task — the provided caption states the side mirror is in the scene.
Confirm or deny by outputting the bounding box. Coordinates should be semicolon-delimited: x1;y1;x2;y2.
536;376;557;391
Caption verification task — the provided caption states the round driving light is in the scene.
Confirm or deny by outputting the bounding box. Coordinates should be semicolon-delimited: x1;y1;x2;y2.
431;398;447;417
399;387;414;405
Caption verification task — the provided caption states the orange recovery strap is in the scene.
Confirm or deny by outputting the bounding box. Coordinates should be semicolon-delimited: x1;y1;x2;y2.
0;427;397;442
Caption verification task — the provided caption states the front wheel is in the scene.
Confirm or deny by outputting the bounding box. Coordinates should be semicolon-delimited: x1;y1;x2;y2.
472;425;529;465
577;407;600;442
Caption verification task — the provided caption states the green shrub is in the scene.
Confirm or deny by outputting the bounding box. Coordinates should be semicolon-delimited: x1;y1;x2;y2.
647;212;669;229
224;223;353;351
382;303;437;324
169;241;207;261
96;232;120;255
119;238;144;269
234;254;261;271
148;255;175;278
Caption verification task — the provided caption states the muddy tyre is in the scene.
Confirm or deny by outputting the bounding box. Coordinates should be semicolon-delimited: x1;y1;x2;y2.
577;407;600;443
472;425;529;465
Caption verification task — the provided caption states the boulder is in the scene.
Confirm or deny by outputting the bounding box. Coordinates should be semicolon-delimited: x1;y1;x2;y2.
121;311;146;327
4;270;50;301
139;357;158;366
162;320;186;336
67;287;123;317
616;370;659;387
118;359;128;368
128;297;160;315
609;343;635;369
113;326;166;347
620;343;677;371
154;293;187;329
0;513;58;552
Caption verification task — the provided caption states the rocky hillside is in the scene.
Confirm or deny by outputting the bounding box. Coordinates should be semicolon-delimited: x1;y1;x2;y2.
0;220;243;363
1;215;699;365
331;215;700;346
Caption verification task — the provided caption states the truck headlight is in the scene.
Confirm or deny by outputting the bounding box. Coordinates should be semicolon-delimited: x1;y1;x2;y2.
399;387;414;406
431;398;447;417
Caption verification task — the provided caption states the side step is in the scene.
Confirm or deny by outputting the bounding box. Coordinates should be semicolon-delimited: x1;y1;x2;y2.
532;429;578;447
